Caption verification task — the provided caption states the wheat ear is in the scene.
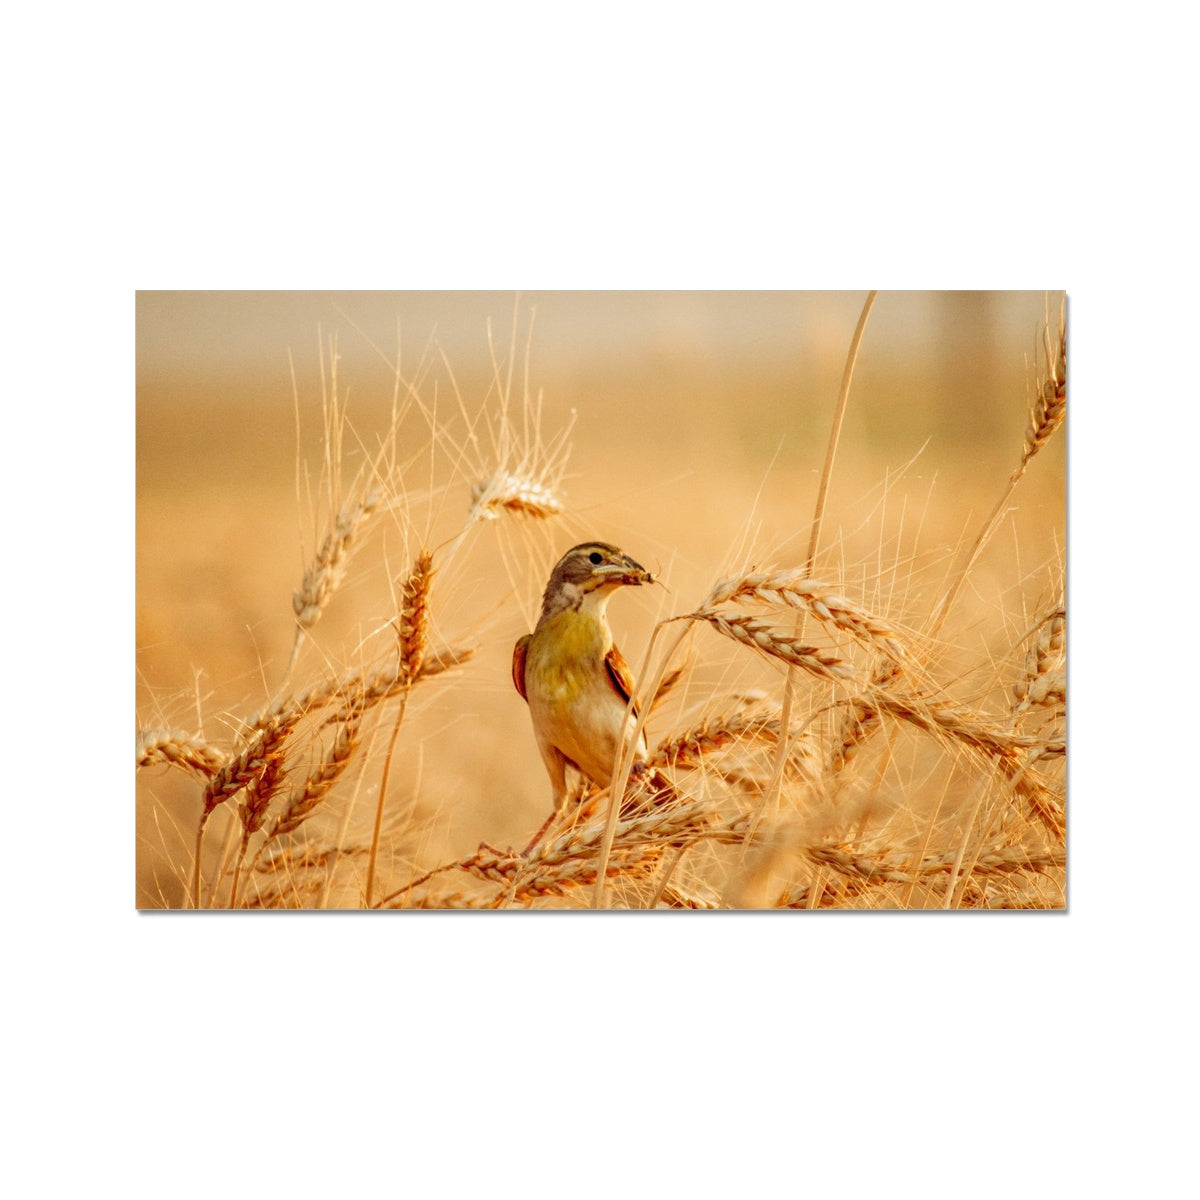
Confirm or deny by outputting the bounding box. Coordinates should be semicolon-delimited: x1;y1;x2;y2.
468;471;565;521
137;730;227;777
1012;605;1066;714
194;715;298;908
930;300;1066;637
268;719;363;841
684;608;858;683
228;744;288;909
1020;304;1067;471
365;550;436;907
292;489;381;630
804;843;1065;885
284;486;383;684
701;569;906;660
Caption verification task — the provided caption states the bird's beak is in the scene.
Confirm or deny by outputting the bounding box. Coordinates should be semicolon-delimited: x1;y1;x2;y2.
595;554;655;587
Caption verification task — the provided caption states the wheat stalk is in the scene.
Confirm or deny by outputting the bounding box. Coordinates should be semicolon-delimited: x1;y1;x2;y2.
805;843;1065;885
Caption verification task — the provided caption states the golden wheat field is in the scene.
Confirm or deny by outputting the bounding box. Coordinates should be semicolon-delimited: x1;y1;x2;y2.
136;291;1065;910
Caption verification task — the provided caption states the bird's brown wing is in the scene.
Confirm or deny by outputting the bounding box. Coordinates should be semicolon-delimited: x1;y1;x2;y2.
604;641;640;718
512;634;532;701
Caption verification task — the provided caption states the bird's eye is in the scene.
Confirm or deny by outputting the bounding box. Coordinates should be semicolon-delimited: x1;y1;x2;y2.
588;551;603;564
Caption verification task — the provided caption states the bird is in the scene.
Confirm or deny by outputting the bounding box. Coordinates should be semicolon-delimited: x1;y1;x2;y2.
512;541;655;839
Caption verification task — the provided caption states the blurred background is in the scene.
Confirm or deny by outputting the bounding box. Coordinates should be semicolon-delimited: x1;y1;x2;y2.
136;291;1065;906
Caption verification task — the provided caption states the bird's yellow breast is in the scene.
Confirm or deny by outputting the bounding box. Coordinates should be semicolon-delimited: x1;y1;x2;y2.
525;609;608;704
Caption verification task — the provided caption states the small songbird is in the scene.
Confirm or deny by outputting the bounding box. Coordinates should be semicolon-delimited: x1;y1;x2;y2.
513;542;655;821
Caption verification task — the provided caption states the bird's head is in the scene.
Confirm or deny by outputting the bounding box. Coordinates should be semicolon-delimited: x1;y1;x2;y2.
539;542;655;618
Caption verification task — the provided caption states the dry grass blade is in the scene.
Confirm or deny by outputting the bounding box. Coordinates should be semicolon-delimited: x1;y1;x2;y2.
485;847;667;904
394;889;493;909
538;798;747;864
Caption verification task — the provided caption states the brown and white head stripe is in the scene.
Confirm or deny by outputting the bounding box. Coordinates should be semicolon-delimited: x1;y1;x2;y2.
536;542;655;619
